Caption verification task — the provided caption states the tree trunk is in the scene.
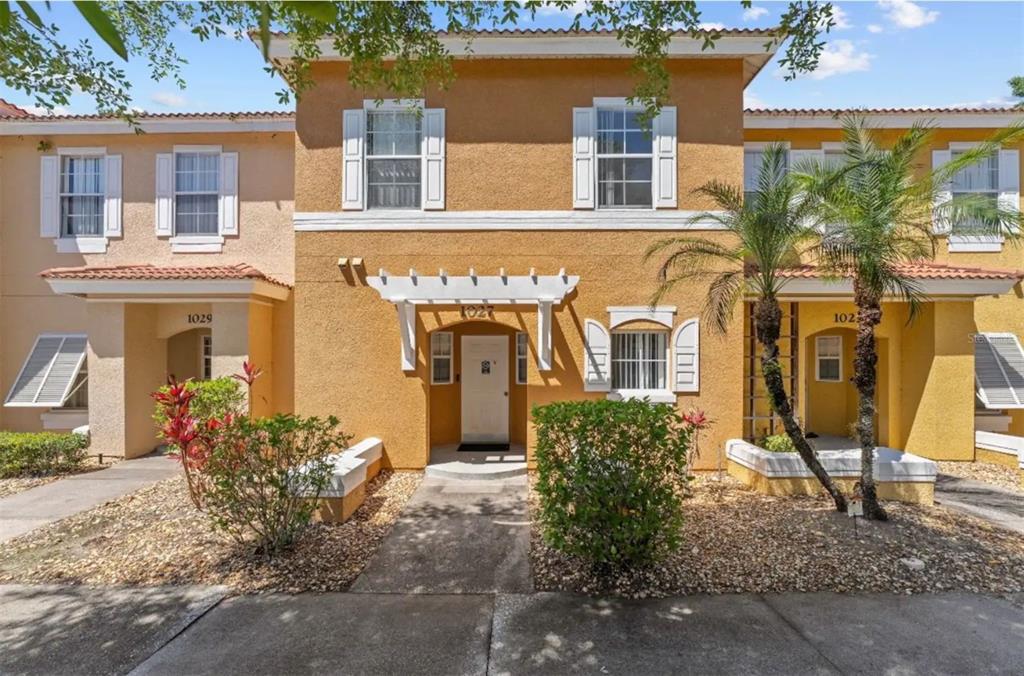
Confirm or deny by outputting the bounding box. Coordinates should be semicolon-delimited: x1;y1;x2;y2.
754;298;847;512
851;278;888;521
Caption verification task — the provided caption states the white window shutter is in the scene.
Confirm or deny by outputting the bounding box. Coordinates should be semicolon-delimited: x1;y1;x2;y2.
422;108;445;210
39;156;59;238
342;108;365;210
155;153;174;236
219;151;239;235
932;149;953;234
583;319;611;392
653;106;677;208
673;318;700;393
572;107;595;209
998;149;1020;231
103;154;122;238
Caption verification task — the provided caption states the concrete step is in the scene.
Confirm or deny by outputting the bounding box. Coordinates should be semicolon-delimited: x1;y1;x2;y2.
425;447;528;481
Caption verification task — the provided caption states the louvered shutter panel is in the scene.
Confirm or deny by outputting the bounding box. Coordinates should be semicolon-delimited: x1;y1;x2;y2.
975;333;1024;409
422;108;445;210
653;106;677;208
673;318;700;393
342;109;365;210
36;336;87;404
998;149;1020;232
103;154;122;237
572;107;595;209
583;319;611;392
219;151;239;235
932;150;953;234
40;156;59;238
5;335;87;406
155;153;174;236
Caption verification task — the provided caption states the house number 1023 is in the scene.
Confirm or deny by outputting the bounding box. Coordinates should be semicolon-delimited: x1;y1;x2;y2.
187;313;213;325
834;313;856;324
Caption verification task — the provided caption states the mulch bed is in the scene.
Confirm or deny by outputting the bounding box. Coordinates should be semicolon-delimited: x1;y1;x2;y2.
0;470;422;594
937;461;1022;493
530;475;1024;599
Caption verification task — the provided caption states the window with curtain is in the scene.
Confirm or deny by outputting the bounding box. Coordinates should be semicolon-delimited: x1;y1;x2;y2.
516;332;528;384
743;148;789;205
596;108;652;208
366;110;422;209
611;331;668;391
60;155;104;237
951;151;999;235
431;331;453;384
174;152;220;235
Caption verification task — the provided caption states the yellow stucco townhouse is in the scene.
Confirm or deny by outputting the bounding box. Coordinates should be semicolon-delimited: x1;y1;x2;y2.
0;29;1022;480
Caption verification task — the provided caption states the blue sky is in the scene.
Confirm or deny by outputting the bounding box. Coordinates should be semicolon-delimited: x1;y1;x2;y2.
3;1;1022;115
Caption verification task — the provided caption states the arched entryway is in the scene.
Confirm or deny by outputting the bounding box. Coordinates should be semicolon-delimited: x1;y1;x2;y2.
166;327;212;382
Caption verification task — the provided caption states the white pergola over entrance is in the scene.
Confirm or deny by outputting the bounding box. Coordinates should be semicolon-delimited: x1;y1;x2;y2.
367;269;580;372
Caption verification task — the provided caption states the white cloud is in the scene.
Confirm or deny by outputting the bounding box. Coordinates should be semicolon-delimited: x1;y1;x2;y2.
742;6;769;22
878;0;938;29
867;24;884;33
945;96;1016;109
744;91;769;110
830;5;853;30
535;1;588;17
151;91;188;108
805;40;873;80
698;22;726;31
21;104;71;116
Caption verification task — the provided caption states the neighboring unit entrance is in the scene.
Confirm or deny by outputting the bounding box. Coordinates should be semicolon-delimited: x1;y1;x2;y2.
461;335;509;444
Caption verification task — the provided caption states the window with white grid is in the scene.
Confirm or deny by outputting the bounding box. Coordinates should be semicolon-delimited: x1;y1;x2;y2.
431;331;453;385
201;334;213;380
596;108;652;209
366;110;422;209
174;152;220;235
743;149;789;205
60;155;104;237
815;335;842;382
951;150;999;235
516;332;528;385
611;331;668;391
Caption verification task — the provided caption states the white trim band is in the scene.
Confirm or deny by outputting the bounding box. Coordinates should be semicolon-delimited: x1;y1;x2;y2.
0;117;294;136
294;210;730;232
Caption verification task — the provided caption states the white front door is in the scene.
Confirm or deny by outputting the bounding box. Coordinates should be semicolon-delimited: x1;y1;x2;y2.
461;335;510;444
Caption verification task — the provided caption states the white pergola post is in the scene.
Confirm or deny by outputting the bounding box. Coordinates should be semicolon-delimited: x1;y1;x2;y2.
396;300;416;371
537;299;553;371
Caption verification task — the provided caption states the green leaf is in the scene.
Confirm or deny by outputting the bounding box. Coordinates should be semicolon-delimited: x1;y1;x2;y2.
15;1;43;29
286;1;335;23
73;1;128;60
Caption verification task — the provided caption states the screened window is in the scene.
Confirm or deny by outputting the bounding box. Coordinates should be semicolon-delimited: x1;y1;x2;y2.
611;331;668;391
366;110;422;209
60;155;104;237
516;332;528;385
201;334;213;380
174;152;220;235
64;363;89;409
431;331;453;385
816;335;842;382
596;108;652;209
743;149;789;205
951;151;999;235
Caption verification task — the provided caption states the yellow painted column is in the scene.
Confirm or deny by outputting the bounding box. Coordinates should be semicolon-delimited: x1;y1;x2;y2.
210;301;276;417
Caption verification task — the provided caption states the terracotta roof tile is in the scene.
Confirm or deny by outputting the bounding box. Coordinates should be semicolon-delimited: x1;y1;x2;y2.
40;263;290;288
745;107;1022;116
0;98;30;118
777;262;1024;281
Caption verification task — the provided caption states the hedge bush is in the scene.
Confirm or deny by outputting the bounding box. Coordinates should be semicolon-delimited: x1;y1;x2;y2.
532;399;691;569
0;431;89;478
760;433;798;453
152;377;245;436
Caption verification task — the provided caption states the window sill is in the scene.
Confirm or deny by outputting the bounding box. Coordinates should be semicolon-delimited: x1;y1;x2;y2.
41;409;89;430
607;389;677;404
54;237;107;254
948;235;1004;253
170;235;224;253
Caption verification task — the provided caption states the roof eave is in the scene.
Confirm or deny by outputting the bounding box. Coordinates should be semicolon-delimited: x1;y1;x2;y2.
766;277;1019;299
44;278;291;301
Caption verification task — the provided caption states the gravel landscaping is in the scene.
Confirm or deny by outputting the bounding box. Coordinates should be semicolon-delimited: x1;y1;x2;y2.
0;470;421;593
0;476;59;499
530;475;1024;599
937;461;1023;492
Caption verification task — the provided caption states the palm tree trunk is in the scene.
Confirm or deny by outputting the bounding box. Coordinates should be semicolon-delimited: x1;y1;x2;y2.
754;298;847;512
852;278;889;521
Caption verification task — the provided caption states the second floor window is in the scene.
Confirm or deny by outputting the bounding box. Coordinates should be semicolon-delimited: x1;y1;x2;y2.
743;148;789;205
596;108;652;209
175;152;220;235
611;330;667;391
367;110;422;209
951;151;999;235
60;156;104;237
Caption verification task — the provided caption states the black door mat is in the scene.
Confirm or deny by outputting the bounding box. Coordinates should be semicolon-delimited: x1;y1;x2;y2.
457;443;511;453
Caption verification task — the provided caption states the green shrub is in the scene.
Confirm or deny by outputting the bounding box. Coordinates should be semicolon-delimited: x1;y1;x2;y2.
202;414;349;555
760;434;798;453
532;399;691;569
152;377;245;437
0;431;89;478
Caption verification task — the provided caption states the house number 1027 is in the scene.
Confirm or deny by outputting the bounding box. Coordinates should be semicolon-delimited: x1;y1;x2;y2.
187;313;213;325
834;313;856;324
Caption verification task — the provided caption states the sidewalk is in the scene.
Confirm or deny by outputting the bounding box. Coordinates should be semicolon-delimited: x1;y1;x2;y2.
0;454;179;542
935;473;1024;535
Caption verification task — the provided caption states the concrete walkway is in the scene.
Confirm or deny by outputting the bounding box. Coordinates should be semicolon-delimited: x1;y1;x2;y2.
935;474;1024;535
0;454;179;542
351;476;533;593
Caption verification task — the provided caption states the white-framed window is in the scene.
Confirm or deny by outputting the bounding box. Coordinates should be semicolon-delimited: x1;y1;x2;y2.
596;107;653;209
366;109;423;209
63;362;89;409
815;335;842;382
743;144;790;204
950;149;1000;236
431;331;453;385
60;155;104;237
200;334;213;380
516;332;528;384
611;330;668;391
174;150;220;235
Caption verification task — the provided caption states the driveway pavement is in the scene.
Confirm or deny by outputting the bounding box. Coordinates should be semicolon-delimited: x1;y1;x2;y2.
935;474;1024;535
0;454;179;542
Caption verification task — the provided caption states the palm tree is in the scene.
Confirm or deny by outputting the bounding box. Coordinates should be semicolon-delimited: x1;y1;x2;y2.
796;116;1024;521
647;144;848;512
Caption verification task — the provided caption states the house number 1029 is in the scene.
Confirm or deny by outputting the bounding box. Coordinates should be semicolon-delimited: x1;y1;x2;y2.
187;313;213;325
834;313;856;324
